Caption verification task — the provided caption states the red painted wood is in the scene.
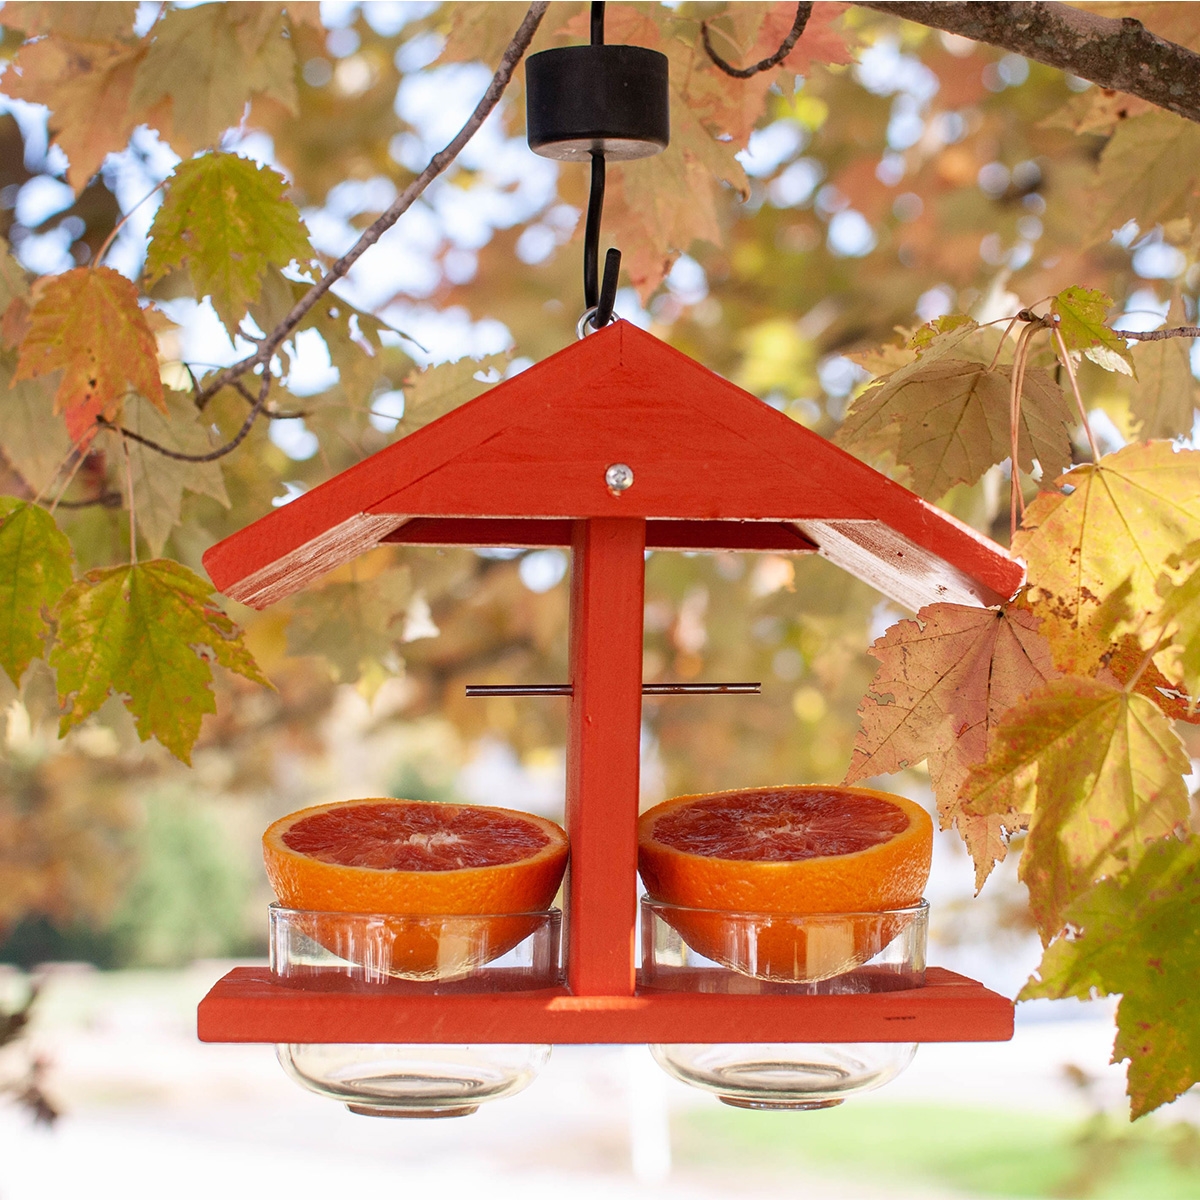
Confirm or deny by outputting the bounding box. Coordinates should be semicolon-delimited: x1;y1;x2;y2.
565;519;645;996
201;321;1022;610
197;966;1015;1044
381;517;818;554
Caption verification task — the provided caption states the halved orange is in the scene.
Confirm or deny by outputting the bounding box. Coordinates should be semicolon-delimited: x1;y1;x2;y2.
264;799;569;978
638;785;932;981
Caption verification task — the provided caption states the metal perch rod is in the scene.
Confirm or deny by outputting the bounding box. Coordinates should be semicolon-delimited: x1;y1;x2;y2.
465;682;762;696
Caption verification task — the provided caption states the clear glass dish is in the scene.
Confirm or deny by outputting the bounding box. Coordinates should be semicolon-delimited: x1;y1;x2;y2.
641;897;926;1109
271;905;561;1117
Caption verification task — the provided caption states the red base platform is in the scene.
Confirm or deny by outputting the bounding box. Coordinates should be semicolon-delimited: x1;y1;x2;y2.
198;966;1013;1045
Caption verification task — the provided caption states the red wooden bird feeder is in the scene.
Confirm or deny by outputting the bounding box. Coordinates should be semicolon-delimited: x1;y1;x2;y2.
197;319;1019;1081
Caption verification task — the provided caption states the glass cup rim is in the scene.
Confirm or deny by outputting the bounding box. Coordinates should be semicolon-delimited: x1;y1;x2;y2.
639;895;929;920
269;902;563;921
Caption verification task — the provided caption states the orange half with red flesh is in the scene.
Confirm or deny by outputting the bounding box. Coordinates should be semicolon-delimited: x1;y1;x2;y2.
264;798;569;979
638;785;932;981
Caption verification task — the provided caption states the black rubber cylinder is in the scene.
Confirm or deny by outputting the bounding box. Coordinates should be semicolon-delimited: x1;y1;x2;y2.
526;45;670;161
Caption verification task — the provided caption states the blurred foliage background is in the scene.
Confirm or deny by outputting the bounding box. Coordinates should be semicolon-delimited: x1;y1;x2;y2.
0;0;1195;983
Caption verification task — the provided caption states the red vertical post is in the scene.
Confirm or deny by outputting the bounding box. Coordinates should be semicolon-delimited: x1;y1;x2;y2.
565;517;646;996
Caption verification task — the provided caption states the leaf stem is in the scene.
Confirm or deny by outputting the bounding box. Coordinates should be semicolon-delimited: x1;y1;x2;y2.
1052;325;1102;463
94;178;169;269
987;314;1022;373
1008;322;1037;539
191;1;549;413
47;442;91;515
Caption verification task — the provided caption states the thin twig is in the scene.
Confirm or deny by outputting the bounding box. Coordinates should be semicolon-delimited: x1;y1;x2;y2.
95;178;168;269
99;374;271;462
1121;325;1200;341
54;492;123;510
122;434;137;564
1052;325;1103;463
702;2;812;78
192;1;549;412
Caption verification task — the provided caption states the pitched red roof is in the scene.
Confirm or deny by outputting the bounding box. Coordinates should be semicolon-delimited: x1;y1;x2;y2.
203;321;1023;610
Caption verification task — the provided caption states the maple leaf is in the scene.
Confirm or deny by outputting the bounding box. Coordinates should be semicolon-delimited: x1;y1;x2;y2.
962;678;1190;940
1155;542;1200;706
102;392;230;556
399;355;506;435
0;499;74;686
1127;299;1198;439
1015;443;1200;662
130;3;299;156
0;353;71;495
286;566;413;689
1050;286;1133;376
845;602;1059;888
249;271;403;400
1022;836;1200;1118
1085;112;1200;247
0;2;139;39
2;36;150;192
837;357;1072;500
14;267;164;438
51;559;270;764
146;154;312;338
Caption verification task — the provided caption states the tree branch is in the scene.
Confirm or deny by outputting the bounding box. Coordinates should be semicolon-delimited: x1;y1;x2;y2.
100;375;271;462
194;1;549;410
854;2;1200;126
702;2;812;79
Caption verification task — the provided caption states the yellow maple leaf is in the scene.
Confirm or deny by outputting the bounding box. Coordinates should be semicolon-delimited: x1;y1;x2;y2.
963;678;1190;940
1015;443;1200;659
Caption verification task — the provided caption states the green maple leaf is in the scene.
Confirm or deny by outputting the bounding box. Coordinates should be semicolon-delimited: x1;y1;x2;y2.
399;355;507;434
845;602;1059;889
131;4;298;156
0;498;74;685
14;266;164;434
963;677;1190;939
1085;112;1200;247
1022;836;1200;1118
1015;443;1200;658
51;559;270;763
1051;286;1133;375
103;392;230;556
146;154;313;338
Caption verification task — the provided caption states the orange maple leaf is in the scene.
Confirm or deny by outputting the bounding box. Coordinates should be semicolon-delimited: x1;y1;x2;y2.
14;267;164;442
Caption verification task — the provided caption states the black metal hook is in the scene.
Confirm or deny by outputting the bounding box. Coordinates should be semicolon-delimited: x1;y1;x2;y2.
582;2;620;330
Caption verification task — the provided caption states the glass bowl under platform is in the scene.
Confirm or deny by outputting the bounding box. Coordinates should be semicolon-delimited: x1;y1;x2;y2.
270;905;560;1117
641;896;927;1110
